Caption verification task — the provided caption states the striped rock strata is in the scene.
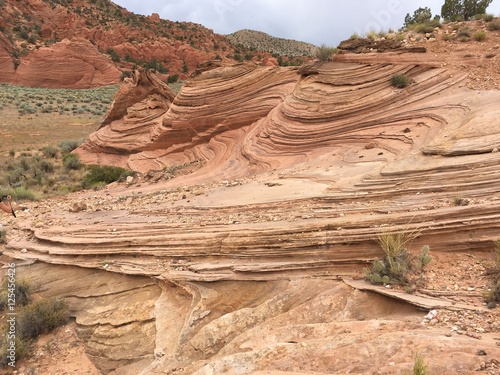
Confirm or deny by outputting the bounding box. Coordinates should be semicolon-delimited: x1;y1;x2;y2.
4;53;500;373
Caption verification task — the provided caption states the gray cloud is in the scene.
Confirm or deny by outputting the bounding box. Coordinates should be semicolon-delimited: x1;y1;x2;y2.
114;0;500;46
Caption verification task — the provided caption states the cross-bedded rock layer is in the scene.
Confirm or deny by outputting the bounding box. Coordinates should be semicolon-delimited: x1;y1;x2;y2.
4;52;500;374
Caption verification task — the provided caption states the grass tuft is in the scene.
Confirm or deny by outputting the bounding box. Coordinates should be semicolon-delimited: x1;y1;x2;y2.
413;352;428;375
391;74;410;88
366;229;431;287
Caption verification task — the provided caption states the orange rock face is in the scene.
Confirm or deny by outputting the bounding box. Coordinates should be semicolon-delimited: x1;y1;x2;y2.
76;52;500;180
6;49;500;374
13;38;122;88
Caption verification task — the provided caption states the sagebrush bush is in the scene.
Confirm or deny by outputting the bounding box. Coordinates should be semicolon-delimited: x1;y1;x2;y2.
315;44;337;62
477;13;494;22
0;186;38;201
0;83;118;117
457;27;472;38
41;146;58;158
0;335;30;365
0;279;31;310
391;74;410;88
82;164;134;188
488;20;500;31
63;153;82;171
59;139;83;154
17;298;69;340
473;30;487;41
412;23;435;34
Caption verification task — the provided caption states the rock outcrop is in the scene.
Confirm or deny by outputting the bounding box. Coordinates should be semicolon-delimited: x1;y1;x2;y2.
4;47;500;373
17;262;160;373
13;38;122;88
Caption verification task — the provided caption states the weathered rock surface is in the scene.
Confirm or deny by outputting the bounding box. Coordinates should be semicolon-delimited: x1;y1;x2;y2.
13;38;122;89
15;261;160;373
4;46;500;373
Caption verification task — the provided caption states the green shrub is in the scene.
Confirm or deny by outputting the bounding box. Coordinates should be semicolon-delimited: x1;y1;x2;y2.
0;186;39;201
63;153;82;171
412;23;436;34
0;279;31;310
404;7;433;27
17;298;69;340
82;164;133;188
41;146;59;158
457;27;472;38
38;159;55;173
488;20;500;31
315;44;337;62
0;335;30;365
473;30;487;41
391;74;410;88
476;13;494;22
58;139;83;153
167;74;179;83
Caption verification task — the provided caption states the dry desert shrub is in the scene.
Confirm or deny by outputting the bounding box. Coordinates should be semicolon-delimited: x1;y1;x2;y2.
365;230;431;287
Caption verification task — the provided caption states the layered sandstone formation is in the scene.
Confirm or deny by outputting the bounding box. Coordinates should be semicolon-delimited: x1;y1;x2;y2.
4;51;500;373
14;37;123;88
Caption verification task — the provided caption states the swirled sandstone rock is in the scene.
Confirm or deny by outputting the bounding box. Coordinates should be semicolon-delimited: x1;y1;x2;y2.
5;51;500;374
13;38;122;88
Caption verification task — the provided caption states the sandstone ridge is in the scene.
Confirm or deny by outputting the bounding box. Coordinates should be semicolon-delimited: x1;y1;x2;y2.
3;47;500;373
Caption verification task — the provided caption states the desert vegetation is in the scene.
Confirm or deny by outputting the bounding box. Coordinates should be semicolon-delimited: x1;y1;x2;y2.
0;84;139;200
441;0;493;21
0;139;133;199
404;6;442;33
391;74;411;88
400;2;498;46
315;44;337;62
484;241;500;306
0;279;69;365
0;83;117;116
365;231;431;290
413;352;429;375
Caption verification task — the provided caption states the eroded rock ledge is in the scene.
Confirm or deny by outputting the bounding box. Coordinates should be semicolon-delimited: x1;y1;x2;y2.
4;52;500;373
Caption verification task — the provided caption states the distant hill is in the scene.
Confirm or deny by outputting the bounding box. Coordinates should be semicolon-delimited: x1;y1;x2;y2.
226;29;318;57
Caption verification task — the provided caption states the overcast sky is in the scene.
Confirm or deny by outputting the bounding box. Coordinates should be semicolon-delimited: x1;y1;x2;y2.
113;0;500;46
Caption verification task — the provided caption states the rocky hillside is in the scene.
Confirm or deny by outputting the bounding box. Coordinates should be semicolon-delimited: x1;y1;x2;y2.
2;18;500;375
226;29;318;56
0;0;305;88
